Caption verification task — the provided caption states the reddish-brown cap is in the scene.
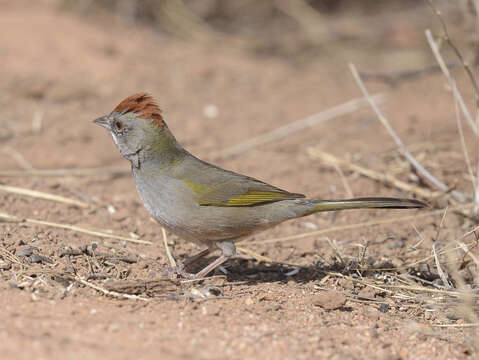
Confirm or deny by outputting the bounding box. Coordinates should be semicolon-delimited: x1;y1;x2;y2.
113;93;165;128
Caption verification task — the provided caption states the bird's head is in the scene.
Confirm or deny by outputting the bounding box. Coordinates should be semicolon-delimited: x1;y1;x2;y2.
94;93;178;167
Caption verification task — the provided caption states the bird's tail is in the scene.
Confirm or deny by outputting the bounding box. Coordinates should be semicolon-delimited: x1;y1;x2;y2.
308;197;426;214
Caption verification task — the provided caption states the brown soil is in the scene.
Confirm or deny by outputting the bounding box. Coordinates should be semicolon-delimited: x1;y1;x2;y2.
0;2;477;359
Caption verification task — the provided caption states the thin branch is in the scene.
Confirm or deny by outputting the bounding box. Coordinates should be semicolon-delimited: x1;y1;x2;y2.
307;147;439;200
425;29;479;135
427;0;479;100
349;63;467;203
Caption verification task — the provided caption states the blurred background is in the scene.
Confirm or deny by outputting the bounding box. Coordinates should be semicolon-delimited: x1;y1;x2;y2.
1;0;478;189
54;0;478;65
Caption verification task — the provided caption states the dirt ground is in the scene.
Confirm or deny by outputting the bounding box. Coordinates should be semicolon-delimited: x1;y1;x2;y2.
1;1;478;359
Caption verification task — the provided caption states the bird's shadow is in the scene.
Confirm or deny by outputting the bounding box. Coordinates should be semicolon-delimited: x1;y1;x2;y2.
183;254;440;287
185;255;360;285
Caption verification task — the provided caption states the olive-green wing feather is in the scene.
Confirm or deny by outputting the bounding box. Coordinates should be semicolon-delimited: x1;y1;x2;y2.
176;155;304;207
198;185;305;207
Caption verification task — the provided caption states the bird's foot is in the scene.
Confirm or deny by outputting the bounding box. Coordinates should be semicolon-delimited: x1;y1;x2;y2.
159;263;196;279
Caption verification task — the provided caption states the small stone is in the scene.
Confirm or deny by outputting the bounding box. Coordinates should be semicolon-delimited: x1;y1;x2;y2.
379;303;389;313
357;287;377;300
446;313;460;321
18;246;38;257
29;254;53;264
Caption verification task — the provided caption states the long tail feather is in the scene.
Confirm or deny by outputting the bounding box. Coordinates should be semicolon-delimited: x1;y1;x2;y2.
311;197;427;213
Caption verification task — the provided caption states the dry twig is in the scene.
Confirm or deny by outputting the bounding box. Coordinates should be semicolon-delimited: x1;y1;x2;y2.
0;184;89;208
0;167;129;178
349;63;467;203
75;277;149;301
427;0;479;100
425;29;478;135
307;147;438;200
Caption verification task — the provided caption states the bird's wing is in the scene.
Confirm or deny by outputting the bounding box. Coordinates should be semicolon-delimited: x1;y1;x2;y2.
197;180;305;207
178;157;305;207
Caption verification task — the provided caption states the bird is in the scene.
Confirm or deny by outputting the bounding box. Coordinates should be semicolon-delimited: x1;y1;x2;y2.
94;93;426;278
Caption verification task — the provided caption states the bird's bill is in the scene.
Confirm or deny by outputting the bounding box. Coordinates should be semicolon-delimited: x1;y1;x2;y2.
93;115;110;129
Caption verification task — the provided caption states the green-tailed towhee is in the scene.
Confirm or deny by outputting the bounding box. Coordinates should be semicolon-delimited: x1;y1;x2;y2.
94;93;426;278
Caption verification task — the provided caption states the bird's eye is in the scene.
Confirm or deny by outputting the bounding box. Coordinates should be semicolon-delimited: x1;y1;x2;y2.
114;120;124;132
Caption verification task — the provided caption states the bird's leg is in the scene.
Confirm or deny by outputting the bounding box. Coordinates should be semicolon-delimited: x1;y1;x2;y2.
181;248;211;268
193;240;236;279
161;248;210;277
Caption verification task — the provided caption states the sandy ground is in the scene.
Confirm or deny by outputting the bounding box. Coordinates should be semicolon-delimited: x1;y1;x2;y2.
0;2;477;359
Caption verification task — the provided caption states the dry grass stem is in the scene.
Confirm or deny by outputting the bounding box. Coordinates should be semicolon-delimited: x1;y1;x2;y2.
0;246;23;266
307;147;438;200
1;146;33;171
333;161;354;198
0;167;130;178
427;0;479;99
0;211;152;245
433;243;453;289
162;227;177;268
32;109;44;135
433;208;453;289
75;277;149;301
453;86;478;201
349;62;467;203
237;246;274;263
254;203;477;246
0;184;89;208
425;29;479;135
210;94;384;160
431;323;479;328
275;0;328;45
359;63;461;87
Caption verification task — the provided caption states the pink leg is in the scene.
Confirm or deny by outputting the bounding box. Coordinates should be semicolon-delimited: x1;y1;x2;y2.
193;254;230;279
161;248;211;277
192;240;236;279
